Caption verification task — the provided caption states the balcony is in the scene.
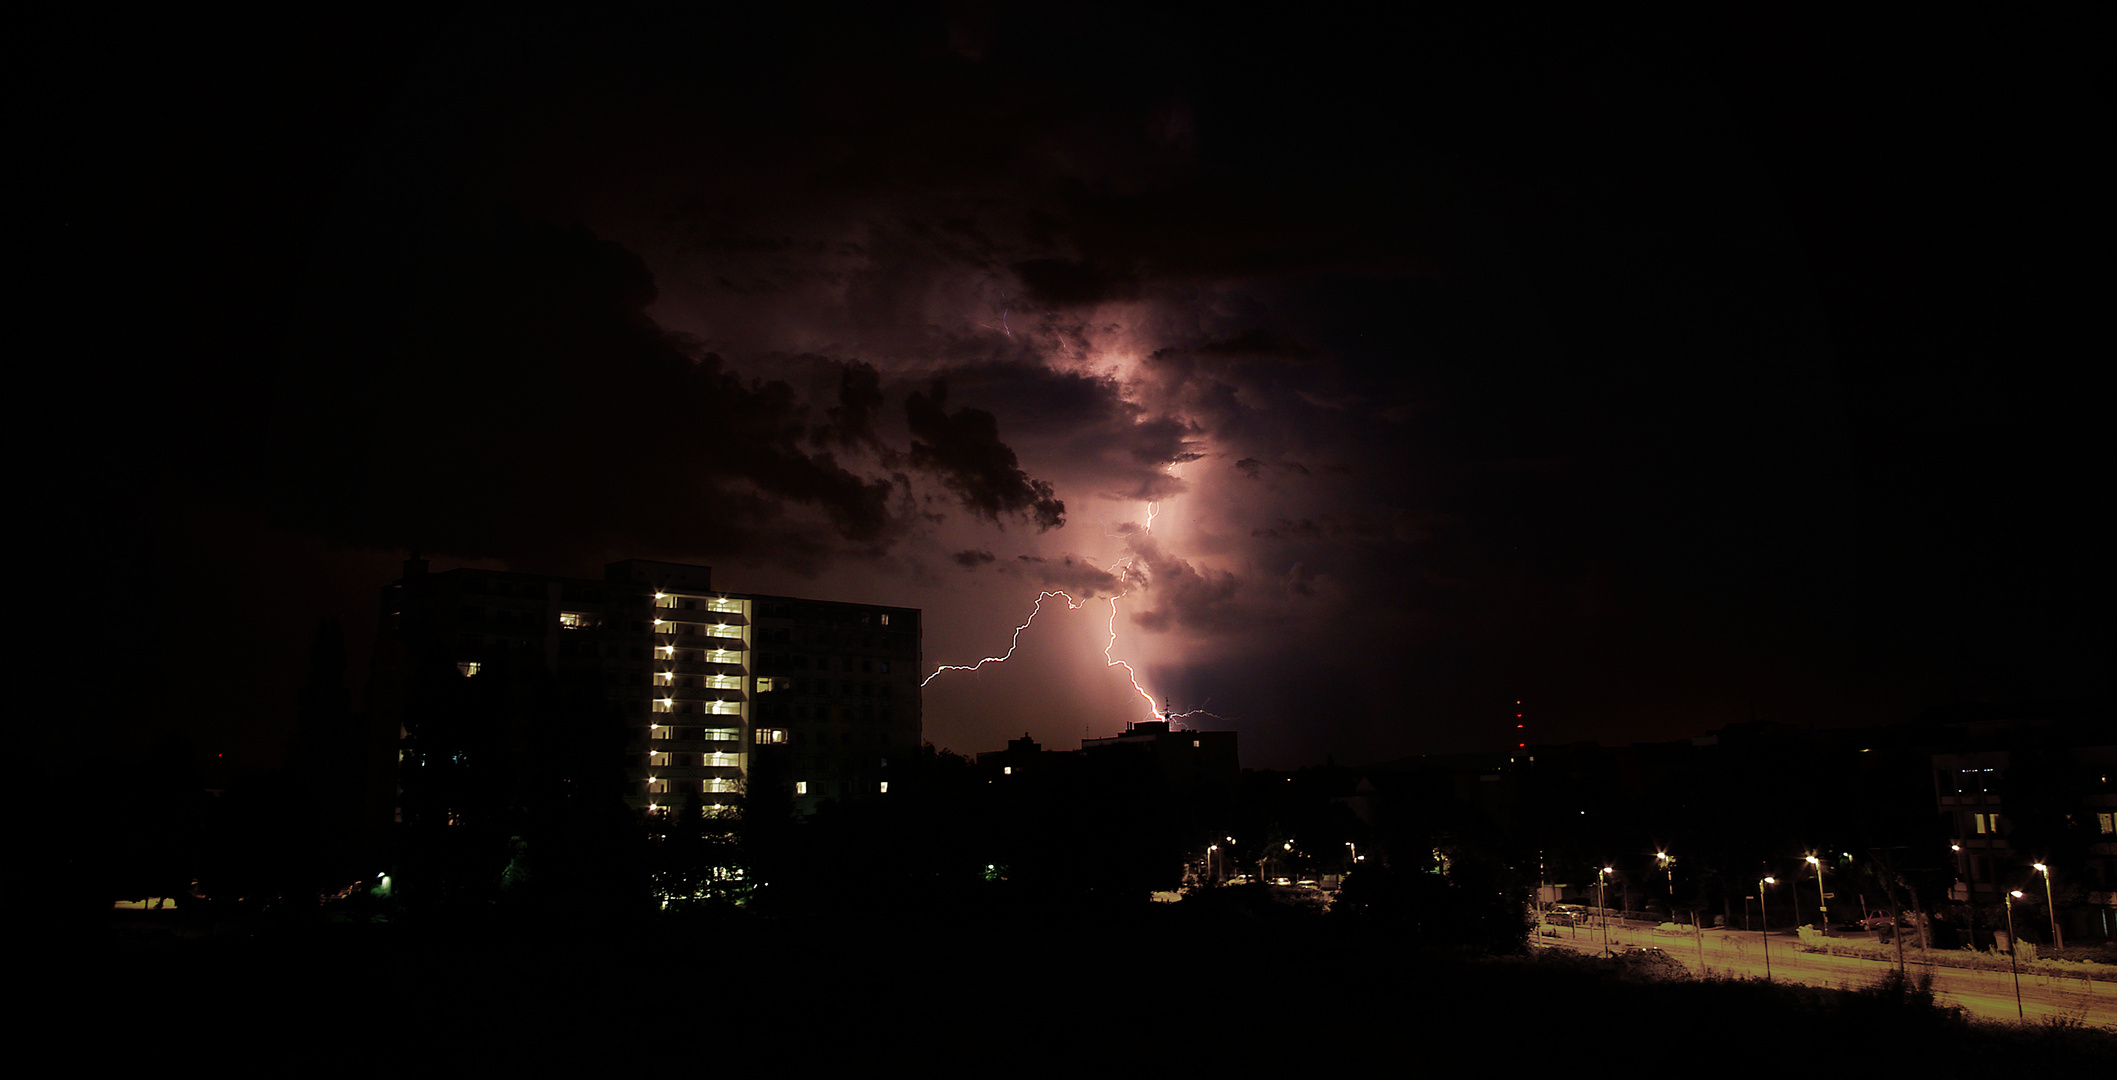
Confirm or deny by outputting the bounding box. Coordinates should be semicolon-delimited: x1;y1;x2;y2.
656;597;747;616
666;659;748;676
658;631;748;651
647;740;746;755
651;680;745;698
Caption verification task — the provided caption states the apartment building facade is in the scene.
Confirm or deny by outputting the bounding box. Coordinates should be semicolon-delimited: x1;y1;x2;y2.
375;557;919;822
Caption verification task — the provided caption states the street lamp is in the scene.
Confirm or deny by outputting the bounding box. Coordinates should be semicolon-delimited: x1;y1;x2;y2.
2002;890;2026;1019
1655;850;1675;905
1805;854;1828;938
2033;862;2063;952
1598;866;1615;952
1758;875;1777;981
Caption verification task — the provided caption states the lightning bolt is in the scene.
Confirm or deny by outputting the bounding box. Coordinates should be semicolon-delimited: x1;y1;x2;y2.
924;585;1160;723
976;285;1014;337
928;463;1236;728
921;590;1087;687
1100;591;1159;716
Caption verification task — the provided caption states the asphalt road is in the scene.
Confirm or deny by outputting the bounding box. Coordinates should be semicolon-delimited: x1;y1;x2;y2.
1538;919;2112;1029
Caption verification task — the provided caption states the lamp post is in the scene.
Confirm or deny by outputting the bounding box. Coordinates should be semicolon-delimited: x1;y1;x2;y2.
2002;890;2025;1019
1656;850;1675;909
1805;854;1828;938
2033;862;2063;952
1758;875;1776;981
1598;866;1614;953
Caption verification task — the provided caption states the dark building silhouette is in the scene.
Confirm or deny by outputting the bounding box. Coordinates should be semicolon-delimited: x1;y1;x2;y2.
373;557;920;823
969;719;1240;891
1080;719;1240;809
1935;739;2117;942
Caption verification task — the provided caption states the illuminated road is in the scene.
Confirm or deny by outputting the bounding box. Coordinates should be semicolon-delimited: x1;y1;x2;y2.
1538;919;2113;1029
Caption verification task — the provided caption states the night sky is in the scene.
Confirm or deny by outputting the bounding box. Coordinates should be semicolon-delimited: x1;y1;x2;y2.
38;7;2103;771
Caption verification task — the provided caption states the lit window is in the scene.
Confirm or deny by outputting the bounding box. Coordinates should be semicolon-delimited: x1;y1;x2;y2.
878;781;889;793
879;614;889;625
457;662;481;678
2097;813;2114;834
1003;766;1012;776
795;781;808;796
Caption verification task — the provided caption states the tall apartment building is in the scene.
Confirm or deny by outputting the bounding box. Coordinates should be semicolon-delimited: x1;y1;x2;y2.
374;557;920;821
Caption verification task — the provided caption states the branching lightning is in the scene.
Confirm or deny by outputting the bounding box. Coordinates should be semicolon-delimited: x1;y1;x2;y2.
926;462;1236;728
921;590;1086;687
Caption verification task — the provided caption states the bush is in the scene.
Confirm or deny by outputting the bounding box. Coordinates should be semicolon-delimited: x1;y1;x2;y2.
1609;947;1688;981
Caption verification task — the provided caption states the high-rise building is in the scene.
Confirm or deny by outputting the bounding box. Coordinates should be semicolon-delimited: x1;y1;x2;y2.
374;557;920;822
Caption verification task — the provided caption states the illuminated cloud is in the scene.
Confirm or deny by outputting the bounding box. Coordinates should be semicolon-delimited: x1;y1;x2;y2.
1009;553;1126;598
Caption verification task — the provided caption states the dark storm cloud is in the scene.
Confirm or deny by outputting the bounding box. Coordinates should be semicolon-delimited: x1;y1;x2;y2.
1190;328;1325;365
1010;553;1127;597
1126;415;1205;466
911;362;1205;504
247;205;1056;571
1250;514;1403;541
952;549;997;569
905;380;1066;530
815;361;887;450
1011;256;1139;306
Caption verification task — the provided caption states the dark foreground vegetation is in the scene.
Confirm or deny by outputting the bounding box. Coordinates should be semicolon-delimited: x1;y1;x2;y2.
59;888;2113;1071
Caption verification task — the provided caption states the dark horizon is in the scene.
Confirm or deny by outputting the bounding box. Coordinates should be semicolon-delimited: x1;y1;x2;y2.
33;7;2105;773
